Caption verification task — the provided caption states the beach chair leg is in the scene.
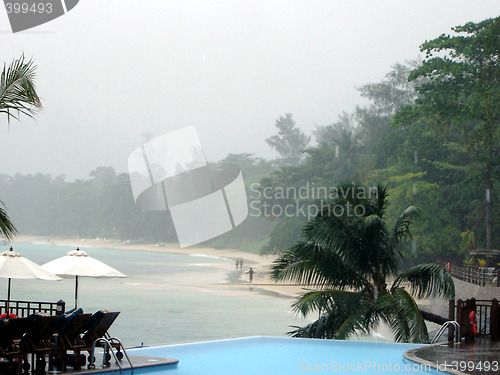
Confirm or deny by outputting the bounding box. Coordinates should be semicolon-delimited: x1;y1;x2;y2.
35;354;46;374
20;358;30;375
87;351;95;369
104;351;111;367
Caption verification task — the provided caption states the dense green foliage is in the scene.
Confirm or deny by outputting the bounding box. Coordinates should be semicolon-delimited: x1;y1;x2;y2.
271;184;455;343
257;17;499;262
396;17;500;249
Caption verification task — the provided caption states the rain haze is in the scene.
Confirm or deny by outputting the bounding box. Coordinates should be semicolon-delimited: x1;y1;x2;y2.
1;0;500;357
1;0;499;179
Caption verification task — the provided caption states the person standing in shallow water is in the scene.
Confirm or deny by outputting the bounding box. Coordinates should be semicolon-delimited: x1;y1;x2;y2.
248;267;255;283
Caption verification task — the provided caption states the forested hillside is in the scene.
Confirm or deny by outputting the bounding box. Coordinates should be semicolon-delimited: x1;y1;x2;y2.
2;17;498;266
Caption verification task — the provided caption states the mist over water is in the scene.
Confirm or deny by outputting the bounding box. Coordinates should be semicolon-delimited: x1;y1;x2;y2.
2;242;315;347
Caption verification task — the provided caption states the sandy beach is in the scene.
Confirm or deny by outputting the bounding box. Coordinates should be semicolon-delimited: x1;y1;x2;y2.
14;235;442;323
16;235;307;298
12;235;444;340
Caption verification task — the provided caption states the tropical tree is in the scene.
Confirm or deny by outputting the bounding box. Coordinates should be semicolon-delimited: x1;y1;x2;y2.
266;113;310;166
396;17;500;249
271;184;455;343
0;54;42;239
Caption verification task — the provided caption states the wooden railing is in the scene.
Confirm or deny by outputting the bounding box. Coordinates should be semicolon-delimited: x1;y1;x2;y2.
448;264;500;287
0;299;65;317
449;298;500;340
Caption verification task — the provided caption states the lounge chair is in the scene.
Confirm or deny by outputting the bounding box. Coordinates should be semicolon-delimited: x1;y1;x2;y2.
49;312;92;371
82;311;120;347
0;316;35;374
59;311;120;370
18;314;62;374
84;311;121;367
0;316;34;354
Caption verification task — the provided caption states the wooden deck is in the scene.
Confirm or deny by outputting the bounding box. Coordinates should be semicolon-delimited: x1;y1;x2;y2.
404;338;500;375
0;352;178;375
59;352;178;374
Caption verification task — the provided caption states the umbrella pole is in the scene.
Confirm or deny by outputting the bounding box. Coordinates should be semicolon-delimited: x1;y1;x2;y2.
75;275;78;309
6;278;11;314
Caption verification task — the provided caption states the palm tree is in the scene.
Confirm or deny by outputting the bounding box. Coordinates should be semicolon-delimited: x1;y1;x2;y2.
0;55;42;239
271;184;455;343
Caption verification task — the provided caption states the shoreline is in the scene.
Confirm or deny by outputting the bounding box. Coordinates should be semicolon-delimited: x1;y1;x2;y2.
12;235;443;339
15;235;307;298
13;235;442;330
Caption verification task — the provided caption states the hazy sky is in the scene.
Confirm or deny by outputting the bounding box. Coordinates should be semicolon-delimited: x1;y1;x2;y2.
1;1;499;180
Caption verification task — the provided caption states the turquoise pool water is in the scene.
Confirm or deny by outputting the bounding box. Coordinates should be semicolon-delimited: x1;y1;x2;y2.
123;336;445;374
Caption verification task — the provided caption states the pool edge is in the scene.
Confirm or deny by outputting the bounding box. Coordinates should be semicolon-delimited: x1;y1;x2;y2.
404;343;468;375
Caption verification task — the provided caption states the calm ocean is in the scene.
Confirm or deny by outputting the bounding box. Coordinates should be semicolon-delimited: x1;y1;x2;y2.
2;241;313;347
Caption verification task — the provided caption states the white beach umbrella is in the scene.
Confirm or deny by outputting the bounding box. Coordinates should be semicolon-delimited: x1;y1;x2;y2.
0;246;61;313
41;247;126;309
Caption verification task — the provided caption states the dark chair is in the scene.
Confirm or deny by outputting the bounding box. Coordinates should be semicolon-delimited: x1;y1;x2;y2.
59;311;120;370
83;311;121;368
0;317;34;353
0;316;35;374
50;313;92;371
18;314;62;374
82;311;120;347
58;313;92;348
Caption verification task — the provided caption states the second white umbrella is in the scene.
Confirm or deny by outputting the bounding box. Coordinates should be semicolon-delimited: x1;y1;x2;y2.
41;247;126;309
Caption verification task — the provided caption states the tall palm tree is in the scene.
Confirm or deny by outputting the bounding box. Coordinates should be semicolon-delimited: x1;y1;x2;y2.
0;55;42;239
271;184;455;343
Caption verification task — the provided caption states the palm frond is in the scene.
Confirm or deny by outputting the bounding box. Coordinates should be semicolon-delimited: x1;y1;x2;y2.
392;263;455;299
301;212;377;277
289;289;376;340
393;205;421;242
288;314;341;339
375;288;429;343
0;201;17;240
291;289;363;317
0;55;42;123
271;241;368;289
334;298;378;340
373;184;388;218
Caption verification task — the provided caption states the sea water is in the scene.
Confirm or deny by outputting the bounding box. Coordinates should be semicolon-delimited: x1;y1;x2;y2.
1;241;314;347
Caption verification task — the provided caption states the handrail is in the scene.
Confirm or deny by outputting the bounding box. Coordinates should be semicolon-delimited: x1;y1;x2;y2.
89;337;133;374
431;321;460;344
107;336;134;375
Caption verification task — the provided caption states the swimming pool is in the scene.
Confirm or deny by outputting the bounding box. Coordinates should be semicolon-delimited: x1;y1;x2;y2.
117;336;446;374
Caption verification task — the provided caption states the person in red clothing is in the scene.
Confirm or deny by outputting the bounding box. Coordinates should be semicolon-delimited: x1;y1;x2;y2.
469;310;478;336
248;267;255;283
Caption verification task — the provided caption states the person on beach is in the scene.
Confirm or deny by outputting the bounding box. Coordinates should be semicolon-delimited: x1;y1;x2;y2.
248;267;255;283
